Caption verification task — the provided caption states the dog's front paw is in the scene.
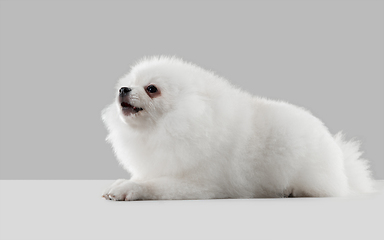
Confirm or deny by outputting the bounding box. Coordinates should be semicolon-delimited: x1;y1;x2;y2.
102;180;145;201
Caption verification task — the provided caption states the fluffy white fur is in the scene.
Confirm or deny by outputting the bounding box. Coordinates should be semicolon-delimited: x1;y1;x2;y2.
102;56;374;200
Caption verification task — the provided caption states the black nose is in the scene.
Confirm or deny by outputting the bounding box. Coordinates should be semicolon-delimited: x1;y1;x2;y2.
119;87;131;96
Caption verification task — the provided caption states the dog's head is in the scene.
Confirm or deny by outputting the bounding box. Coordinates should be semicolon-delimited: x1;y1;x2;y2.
114;57;207;128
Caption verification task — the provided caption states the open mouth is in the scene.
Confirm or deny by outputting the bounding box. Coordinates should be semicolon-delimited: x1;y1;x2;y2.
121;101;143;115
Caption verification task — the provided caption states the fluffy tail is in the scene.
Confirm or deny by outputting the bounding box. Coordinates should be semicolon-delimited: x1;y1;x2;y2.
334;132;375;195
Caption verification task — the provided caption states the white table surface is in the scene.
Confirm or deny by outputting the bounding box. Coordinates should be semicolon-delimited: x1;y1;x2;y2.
0;180;383;240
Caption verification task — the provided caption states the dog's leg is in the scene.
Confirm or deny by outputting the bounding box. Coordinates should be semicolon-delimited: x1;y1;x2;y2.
103;178;225;201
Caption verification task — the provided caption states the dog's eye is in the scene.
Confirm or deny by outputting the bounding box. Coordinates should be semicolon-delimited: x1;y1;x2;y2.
147;85;157;93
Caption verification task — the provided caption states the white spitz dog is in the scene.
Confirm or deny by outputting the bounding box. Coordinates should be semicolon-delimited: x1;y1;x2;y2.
102;56;374;200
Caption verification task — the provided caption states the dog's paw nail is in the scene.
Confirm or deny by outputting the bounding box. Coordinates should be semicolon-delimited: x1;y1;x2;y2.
102;194;110;200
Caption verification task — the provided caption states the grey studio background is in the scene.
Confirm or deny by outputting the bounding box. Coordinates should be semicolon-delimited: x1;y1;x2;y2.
0;0;383;180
